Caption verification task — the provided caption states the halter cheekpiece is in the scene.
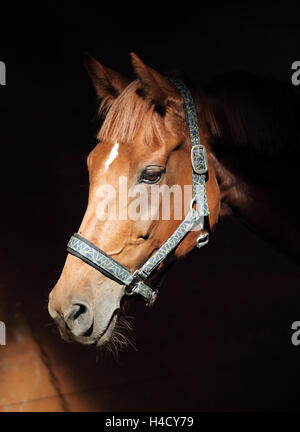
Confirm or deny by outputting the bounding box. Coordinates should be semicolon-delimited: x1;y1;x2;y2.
67;78;210;307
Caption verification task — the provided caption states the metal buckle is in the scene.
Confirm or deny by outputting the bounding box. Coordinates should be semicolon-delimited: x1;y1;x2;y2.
124;271;158;307
191;144;208;175
196;232;209;248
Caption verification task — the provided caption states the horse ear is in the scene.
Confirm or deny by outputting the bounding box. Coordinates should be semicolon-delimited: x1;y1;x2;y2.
84;53;129;108
130;53;182;107
130;52;185;131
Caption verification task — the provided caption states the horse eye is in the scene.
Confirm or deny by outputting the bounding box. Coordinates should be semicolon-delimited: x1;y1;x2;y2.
139;167;163;184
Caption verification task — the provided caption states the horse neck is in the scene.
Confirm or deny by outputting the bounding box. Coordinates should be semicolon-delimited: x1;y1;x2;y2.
211;145;300;261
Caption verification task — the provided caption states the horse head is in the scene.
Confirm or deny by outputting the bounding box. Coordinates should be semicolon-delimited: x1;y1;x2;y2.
48;53;220;347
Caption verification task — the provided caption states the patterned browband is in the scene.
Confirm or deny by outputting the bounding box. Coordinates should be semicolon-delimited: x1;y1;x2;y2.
67;78;210;307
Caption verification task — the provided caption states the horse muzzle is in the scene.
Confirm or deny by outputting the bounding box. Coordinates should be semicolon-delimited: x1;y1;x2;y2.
48;274;123;346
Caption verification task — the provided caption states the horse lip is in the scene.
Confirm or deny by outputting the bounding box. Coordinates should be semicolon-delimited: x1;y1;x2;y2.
82;308;119;346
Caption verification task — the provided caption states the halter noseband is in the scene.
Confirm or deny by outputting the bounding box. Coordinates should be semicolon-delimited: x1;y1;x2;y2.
67;78;210;307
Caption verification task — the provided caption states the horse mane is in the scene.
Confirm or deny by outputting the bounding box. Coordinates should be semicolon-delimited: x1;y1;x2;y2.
195;72;300;158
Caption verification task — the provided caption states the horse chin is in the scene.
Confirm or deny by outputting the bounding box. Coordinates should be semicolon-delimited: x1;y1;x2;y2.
92;310;119;347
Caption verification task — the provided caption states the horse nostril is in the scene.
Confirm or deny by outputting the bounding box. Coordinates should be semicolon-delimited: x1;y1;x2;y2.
64;301;93;337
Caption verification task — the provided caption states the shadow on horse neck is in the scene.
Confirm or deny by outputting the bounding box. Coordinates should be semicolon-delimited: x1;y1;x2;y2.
195;71;300;261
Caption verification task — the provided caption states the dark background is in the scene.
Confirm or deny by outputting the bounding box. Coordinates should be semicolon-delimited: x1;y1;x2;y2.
1;0;300;411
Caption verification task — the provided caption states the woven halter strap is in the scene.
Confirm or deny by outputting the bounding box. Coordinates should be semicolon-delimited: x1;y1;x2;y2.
67;78;210;306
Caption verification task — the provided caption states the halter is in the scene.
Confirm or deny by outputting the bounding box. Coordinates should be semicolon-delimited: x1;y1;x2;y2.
67;78;210;307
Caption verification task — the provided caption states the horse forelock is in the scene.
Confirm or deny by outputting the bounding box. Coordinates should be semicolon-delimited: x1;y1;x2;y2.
97;80;167;146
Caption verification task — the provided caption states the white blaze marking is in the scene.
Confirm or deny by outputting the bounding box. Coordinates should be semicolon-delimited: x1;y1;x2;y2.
105;142;119;172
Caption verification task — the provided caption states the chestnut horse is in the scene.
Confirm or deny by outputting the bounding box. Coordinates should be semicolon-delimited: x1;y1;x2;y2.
48;53;300;348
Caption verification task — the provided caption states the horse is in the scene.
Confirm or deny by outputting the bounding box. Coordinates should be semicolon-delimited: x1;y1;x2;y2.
48;53;300;349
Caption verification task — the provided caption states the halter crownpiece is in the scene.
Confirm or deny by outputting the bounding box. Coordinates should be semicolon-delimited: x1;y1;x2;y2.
67;78;210;307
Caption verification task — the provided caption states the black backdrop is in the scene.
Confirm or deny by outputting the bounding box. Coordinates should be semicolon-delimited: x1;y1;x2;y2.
1;1;300;411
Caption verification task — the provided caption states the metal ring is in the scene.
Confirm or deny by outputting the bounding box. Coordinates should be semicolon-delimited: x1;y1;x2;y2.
189;196;204;232
124;285;135;296
189;196;196;211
